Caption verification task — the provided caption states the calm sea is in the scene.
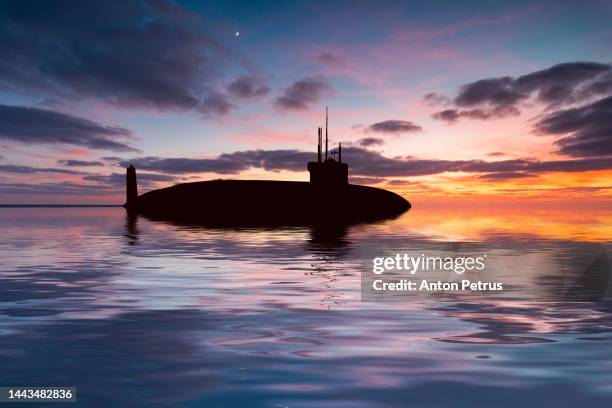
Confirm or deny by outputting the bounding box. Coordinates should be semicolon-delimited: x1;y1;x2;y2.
0;206;611;407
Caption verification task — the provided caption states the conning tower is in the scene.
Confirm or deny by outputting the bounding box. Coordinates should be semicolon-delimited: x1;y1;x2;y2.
307;107;348;186
125;165;138;208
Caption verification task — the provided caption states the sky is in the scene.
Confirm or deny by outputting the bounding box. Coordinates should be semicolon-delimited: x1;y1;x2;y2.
0;0;611;204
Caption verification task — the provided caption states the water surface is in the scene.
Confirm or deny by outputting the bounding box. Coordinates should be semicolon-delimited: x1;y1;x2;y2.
0;206;611;407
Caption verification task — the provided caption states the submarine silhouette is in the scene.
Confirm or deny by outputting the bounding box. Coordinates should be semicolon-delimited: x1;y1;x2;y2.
124;110;410;226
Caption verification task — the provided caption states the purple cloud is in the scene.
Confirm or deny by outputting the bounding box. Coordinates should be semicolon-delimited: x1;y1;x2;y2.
0;164;86;175
0;0;244;116
0;182;119;195
120;147;612;178
227;76;270;98
431;61;612;123
315;52;347;68
422;92;451;106
479;172;537;180
274;77;331;111
534;95;612;158
358;137;385;147
200;92;234;117
433;106;519;123
84;172;179;188
455;76;525;107
58;160;104;167
0;105;138;152
367;120;423;135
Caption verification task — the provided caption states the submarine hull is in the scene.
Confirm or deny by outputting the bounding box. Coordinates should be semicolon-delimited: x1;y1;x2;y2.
127;180;410;226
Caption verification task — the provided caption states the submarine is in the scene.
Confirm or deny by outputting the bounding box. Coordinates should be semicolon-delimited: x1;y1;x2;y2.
124;110;410;226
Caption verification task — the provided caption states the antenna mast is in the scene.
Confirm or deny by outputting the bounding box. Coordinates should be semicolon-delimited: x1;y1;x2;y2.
317;127;322;162
325;106;328;161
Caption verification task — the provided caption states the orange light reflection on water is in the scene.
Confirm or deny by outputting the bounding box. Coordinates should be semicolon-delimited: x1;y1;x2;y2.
369;199;612;242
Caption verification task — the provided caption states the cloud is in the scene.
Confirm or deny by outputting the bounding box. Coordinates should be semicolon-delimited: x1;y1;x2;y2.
219;150;313;172
534;95;612;158
121;150;313;175
422;92;452;107
384;179;442;193
38;98;65;109
84;172;178;188
121;147;612;178
455;62;611;109
0;164;86;175
227;76;270;98
429;62;612;154
464;157;612;174
0;105;138;152
348;176;386;185
315;52;347;68
514;62;611;105
58;160;104;167
432;109;461;123
200;92;234;117
493;185;612;194
358;137;385;147
121;150;315;175
274;77;331;111
0;182;119;195
479;172;537;180
0;0;242;115
119;156;250;174
367;120;423;135
341;147;461;176
101;156;124;163
431;61;612;123
432;106;519;123
455;76;525;108
385;179;417;186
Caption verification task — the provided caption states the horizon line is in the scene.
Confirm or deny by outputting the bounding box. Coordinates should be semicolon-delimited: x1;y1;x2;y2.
0;204;122;208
